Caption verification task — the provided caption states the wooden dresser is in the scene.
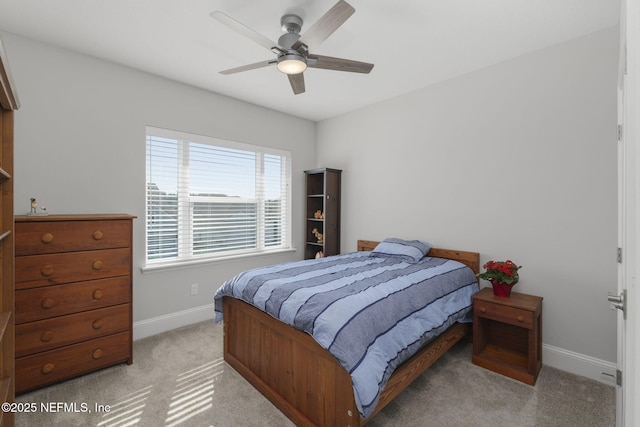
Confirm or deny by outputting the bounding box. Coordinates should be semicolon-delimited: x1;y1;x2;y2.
14;214;135;393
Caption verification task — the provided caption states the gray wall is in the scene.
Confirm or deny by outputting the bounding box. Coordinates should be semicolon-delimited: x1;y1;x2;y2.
3;33;316;327
316;27;619;364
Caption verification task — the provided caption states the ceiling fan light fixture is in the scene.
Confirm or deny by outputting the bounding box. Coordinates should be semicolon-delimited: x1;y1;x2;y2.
277;54;307;74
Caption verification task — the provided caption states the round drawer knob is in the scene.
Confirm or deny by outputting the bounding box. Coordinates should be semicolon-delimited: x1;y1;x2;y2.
41;297;55;309
40;330;54;342
41;363;55;374
517;315;524;322
92;230;104;240
92;349;103;359
93;289;104;300
92;260;104;270
41;233;54;244
480;306;486;313
41;264;54;277
92;319;104;330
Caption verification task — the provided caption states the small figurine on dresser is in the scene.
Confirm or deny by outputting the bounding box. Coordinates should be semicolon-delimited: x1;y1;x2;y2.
28;197;48;216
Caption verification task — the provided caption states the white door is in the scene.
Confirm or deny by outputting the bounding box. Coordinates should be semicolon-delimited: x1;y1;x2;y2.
616;1;639;426
615;61;626;427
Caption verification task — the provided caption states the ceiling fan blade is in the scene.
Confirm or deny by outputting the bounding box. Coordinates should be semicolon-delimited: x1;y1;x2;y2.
210;11;278;51
308;54;374;74
220;60;276;75
292;0;355;50
288;73;305;95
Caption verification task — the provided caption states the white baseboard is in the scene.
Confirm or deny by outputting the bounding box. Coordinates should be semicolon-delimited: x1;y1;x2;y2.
132;303;215;341
133;307;618;387
543;343;617;386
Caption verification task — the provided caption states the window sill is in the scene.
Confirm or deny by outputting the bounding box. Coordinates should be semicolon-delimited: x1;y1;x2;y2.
140;247;297;274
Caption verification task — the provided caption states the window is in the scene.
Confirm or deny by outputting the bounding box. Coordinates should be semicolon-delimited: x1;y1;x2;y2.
145;127;291;266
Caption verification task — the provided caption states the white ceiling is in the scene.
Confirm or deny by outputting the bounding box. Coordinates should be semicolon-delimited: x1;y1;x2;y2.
0;0;620;121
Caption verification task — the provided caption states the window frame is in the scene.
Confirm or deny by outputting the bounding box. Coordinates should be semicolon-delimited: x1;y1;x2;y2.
143;126;293;271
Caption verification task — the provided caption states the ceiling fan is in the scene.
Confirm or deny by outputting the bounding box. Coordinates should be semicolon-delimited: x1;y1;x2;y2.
210;0;374;95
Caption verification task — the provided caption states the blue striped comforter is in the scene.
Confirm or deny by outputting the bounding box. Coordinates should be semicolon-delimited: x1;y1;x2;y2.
214;251;478;419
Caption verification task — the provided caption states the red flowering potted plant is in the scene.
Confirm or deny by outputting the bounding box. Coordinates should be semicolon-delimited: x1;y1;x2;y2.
476;260;522;297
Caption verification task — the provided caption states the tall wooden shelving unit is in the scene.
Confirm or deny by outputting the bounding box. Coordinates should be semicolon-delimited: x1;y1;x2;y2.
0;36;19;427
304;168;341;260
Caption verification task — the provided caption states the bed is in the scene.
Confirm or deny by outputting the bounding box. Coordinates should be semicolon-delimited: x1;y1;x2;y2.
215;239;480;426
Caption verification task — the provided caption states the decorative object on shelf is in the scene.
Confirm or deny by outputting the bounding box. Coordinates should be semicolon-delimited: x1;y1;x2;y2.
28;197;48;216
315;251;324;259
313;209;324;219
311;228;324;244
476;259;521;297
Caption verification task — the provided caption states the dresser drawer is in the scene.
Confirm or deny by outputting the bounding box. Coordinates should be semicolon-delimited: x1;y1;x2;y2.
15;248;131;290
15;304;130;357
16;331;131;394
15;219;132;256
474;301;534;329
15;276;131;324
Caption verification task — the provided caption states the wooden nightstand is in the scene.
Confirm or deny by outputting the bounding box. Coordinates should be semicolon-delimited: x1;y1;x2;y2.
472;287;543;385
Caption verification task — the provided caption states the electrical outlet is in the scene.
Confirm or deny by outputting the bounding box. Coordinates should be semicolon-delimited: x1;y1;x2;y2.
190;283;198;295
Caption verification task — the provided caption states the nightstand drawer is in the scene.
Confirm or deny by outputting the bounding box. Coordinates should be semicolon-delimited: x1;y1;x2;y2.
474;301;534;329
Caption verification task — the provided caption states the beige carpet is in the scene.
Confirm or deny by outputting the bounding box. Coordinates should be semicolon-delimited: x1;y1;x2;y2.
16;320;615;427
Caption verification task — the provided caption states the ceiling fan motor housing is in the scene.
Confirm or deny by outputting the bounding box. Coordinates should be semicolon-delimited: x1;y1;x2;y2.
281;14;303;34
279;14;305;51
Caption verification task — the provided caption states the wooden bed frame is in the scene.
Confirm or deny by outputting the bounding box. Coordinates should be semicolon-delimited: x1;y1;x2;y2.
222;240;479;426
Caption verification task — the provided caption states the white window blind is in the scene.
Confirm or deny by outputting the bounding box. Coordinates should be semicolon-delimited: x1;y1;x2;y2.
145;127;291;265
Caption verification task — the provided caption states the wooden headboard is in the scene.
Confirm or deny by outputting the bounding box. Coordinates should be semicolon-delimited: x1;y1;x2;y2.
357;239;480;274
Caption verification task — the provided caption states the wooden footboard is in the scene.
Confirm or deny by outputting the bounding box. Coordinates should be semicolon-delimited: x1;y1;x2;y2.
224;296;357;426
224;297;470;426
222;241;479;426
